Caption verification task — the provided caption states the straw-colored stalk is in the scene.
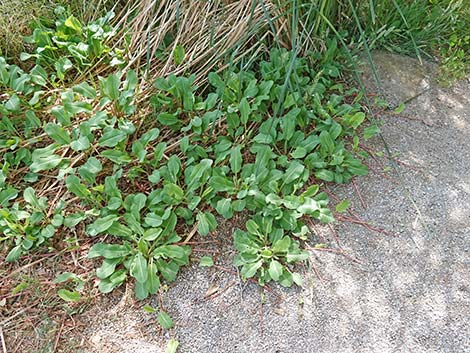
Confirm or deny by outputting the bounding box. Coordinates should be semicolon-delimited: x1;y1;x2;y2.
110;0;292;92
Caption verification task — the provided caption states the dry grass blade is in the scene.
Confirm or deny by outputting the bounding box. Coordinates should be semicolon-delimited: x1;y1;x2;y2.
0;326;6;353
111;0;285;92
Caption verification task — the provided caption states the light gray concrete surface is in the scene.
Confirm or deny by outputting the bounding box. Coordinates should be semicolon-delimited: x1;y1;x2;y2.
83;53;470;353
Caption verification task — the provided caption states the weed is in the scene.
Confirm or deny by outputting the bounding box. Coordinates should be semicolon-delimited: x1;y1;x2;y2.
0;9;377;299
1;0;467;350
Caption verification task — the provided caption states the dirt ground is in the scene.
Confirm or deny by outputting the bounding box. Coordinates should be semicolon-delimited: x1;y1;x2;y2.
2;52;469;353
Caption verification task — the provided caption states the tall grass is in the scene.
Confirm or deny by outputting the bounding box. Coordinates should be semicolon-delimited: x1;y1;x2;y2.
2;0;466;84
107;0;467;90
110;0;291;91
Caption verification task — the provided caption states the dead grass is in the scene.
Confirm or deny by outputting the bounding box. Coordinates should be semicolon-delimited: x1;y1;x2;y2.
0;0;53;60
109;0;291;92
0;244;100;352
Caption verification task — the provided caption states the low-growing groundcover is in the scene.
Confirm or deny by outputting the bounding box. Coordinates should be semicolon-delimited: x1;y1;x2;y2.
1;1;467;351
0;8;377;304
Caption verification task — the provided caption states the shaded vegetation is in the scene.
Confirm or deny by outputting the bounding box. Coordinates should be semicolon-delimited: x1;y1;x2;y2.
0;0;468;350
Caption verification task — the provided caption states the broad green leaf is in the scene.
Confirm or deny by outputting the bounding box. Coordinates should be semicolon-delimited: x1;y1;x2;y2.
215;198;232;218
302;185;319;197
54;58;73;80
292;272;303;286
166;339;179;353
5;94;20;112
57;289;81;302
100;73;120;100
135;281;149;300
30;65;47;86
79;157;102;183
101;149;131;164
199;256;214;267
291;146;307;159
87;215;119;236
143;305;157;313
297;198;320;215
131;252;148;283
53;272;81;284
239;97;250;125
70;135;91;151
315;169;335;182
318;208;335;223
154;245;186;259
241;260;263;279
349;112;366;129
23;187;40;208
335;199;350;212
107;222;132;238
329;121;343;140
286;251;309;263
148;170;161;184
363;125;380;140
96;258;121;279
98;270;127;293
28;90;44;106
167;155;181;180
186;159;213;191
6;245;22;262
173;45;185;65
272;237;291;253
268;260;283;281
157;311;174;329
283;161;305;185
98;128;127;147
157;260;179;282
158;112;179;126
394;102;405;114
66;175;91;199
209;176;234;192
25;111;41;132
246;219;259;234
319;130;335;155
153;142;167;163
147;262;160;294
64;15;82;32
279;271;294;287
64;213;86;227
88;243;130;259
30;146;63;173
230;145;242;174
72;81;96;98
0;187;18;206
163;183;184;203
139;128;160;145
232;199;246;212
196;211;217;236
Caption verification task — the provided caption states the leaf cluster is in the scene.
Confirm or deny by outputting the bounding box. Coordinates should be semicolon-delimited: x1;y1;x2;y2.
0;14;378;298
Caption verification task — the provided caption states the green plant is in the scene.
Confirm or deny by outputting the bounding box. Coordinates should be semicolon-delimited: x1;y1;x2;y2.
0;6;382;301
438;33;470;83
1;42;375;296
21;6;123;81
0;0;53;60
234;215;308;286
